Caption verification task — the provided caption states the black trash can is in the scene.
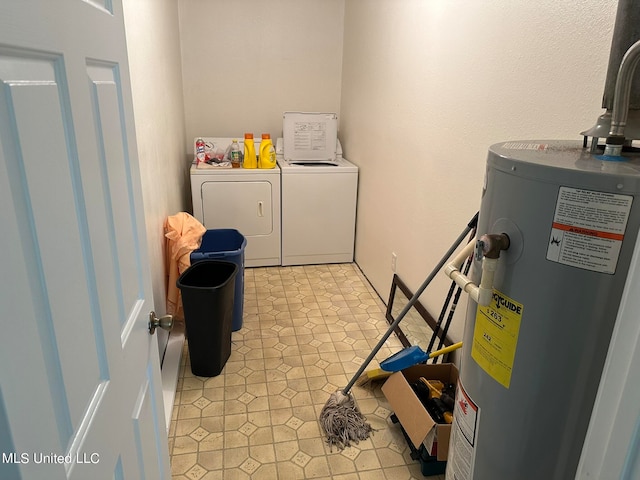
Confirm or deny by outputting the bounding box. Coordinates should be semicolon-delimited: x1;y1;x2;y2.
177;260;238;377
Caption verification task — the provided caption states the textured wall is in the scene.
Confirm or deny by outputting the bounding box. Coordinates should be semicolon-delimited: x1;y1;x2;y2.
123;0;188;337
122;0;620;347
178;0;345;149
340;0;618;342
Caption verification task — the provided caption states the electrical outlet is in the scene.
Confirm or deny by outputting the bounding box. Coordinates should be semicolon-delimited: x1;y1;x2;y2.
391;252;397;272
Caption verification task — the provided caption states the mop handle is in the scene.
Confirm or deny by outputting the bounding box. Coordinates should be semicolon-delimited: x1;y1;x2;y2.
436;254;473;353
342;212;478;395
427;228;476;353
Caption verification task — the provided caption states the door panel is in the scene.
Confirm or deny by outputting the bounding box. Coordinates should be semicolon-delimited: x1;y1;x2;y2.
86;62;142;333
202;180;274;235
1;47;101;445
132;376;163;480
0;1;170;479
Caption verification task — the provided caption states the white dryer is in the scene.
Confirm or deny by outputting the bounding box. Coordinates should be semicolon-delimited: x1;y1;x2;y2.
276;117;358;266
190;138;281;267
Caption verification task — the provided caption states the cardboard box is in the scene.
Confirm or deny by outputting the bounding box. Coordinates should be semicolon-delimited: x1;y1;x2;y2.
381;363;458;461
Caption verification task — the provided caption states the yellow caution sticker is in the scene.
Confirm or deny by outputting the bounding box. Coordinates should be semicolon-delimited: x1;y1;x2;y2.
471;289;523;389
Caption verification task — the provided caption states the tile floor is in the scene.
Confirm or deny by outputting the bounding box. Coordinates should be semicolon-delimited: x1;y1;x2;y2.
169;263;446;480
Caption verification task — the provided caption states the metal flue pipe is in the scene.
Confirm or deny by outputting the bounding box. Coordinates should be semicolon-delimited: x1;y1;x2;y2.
581;0;640;150
602;0;640;111
605;39;640;155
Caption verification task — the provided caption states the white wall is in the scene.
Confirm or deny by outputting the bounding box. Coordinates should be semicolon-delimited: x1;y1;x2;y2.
121;0;621;348
341;0;618;342
178;0;345;150
123;1;189;323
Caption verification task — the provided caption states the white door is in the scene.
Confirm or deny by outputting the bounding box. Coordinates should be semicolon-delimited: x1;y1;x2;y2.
0;1;170;479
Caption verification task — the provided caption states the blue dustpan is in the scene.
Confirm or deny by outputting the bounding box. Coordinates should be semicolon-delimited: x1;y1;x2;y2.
379;342;463;372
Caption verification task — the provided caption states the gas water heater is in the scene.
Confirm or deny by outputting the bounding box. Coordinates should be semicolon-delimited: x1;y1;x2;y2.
444;3;640;479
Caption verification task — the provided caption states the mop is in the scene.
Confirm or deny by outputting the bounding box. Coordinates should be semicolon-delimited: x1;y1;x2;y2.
319;212;478;450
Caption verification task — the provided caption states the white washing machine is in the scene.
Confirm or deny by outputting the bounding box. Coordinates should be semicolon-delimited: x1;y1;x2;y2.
190;138;281;267
276;122;358;266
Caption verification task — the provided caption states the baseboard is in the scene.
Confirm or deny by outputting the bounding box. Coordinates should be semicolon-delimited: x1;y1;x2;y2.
161;320;184;435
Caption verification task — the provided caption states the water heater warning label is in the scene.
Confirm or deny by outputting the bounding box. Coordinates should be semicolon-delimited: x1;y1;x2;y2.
446;380;479;480
546;187;632;274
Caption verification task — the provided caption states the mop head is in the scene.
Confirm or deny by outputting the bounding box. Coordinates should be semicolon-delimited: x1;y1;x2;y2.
319;390;374;450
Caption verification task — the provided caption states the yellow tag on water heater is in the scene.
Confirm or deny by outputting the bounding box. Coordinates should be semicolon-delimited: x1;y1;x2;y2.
471;289;523;389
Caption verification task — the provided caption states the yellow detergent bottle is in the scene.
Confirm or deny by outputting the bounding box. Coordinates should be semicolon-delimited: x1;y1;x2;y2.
242;133;257;169
258;133;277;169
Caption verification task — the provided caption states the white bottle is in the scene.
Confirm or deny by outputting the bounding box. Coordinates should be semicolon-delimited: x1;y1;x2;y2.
230;139;241;168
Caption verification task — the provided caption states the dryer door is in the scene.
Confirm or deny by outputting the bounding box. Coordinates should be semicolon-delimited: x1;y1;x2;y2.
201;180;273;235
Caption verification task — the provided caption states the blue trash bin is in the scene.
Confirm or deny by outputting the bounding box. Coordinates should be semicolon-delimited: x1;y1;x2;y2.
190;229;246;331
